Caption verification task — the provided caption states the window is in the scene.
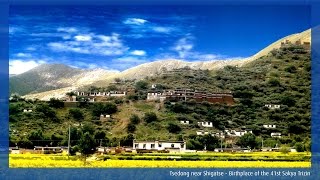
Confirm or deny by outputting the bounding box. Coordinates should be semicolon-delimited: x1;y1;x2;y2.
135;144;138;148
143;144;146;149
151;144;155;149
181;144;184;148
158;144;162;147
171;144;174;148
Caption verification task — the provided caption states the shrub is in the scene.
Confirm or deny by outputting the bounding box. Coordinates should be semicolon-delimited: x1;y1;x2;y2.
91;102;117;117
280;146;290;154
130;114;140;124
135;80;148;90
127;123;136;133
285;65;297;73
48;98;64;108
167;123;181;133
268;78;280;86
143;112;158;123
295;142;305;152
69;108;84;121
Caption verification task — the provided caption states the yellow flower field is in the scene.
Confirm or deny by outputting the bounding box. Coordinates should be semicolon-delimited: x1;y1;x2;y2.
9;154;311;168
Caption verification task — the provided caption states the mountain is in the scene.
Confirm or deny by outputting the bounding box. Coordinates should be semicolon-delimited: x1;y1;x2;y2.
9;64;118;96
9;43;311;146
17;29;311;100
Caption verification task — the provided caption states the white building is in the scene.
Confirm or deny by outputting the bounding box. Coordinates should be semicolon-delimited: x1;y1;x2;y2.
213;132;225;139
265;104;281;109
109;91;126;97
225;129;252;137
196;131;209;136
263;124;276;129
197;121;213;128
271;132;281;138
133;140;186;152
180;120;189;125
23;109;32;113
77;91;126;97
100;114;111;121
147;92;166;101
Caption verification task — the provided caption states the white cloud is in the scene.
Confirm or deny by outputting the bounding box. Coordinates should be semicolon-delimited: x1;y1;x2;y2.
130;50;146;56
9;59;46;74
123;18;148;25
152;27;173;34
172;36;194;58
48;33;128;56
26;47;36;51
15;53;32;58
74;35;92;41
170;35;224;61
57;27;78;33
9;26;23;35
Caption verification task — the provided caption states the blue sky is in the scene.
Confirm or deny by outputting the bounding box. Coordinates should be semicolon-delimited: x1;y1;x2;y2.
9;5;310;74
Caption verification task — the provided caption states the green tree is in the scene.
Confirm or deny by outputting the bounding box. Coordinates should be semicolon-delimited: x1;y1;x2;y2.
127;123;136;133
35;104;58;121
295;142;305;152
78;132;96;164
94;131;107;146
81;123;95;135
285;65;297;73
268;78;280;86
236;133;257;149
144;112;158;123
28;129;44;146
120;134;135;147
91;102;117;117
280;146;291;154
66;92;76;96
9;104;22;115
201;134;220;151
135;80;148;90
167;123;181;133
48;98;64;108
130;114;140;124
69;108;84;121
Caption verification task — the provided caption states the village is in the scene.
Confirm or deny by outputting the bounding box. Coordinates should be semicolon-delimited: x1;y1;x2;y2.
10;83;286;155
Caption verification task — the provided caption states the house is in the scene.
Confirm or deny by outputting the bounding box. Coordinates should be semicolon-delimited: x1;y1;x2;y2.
100;114;111;121
196;130;209;136
180;120;189;125
76;91;127;99
212;132;225;139
197;121;213;128
23;109;32;113
9;147;20;154
264;104;280;109
151;84;157;89
263;124;276;129
225;129;252;137
109;91;127;97
271;132;281;138
132;140;186;153
33;146;65;154
65;95;77;102
261;147;273;152
165;89;235;105
97;147;110;154
147;91;167;101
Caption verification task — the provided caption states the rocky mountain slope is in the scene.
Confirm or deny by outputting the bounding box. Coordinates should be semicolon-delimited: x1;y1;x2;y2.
15;29;311;100
10;64;118;96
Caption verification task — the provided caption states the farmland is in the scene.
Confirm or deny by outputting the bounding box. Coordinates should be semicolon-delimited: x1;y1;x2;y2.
9;152;311;168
